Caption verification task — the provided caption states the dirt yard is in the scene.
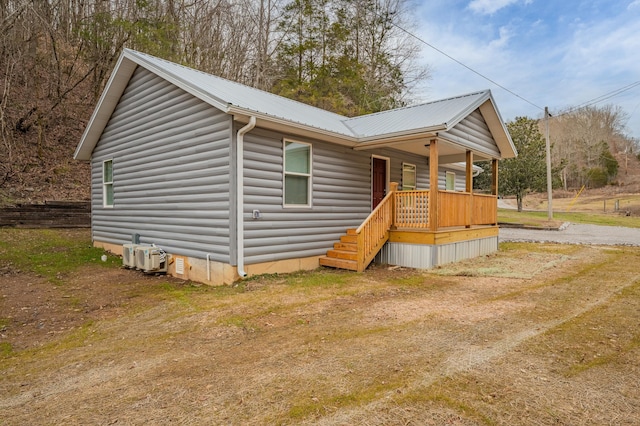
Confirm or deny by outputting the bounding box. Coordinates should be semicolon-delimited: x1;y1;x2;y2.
1;230;639;425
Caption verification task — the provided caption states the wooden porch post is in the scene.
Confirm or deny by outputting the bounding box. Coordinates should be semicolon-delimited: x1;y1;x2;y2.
429;139;439;232
465;150;473;228
491;158;499;225
491;159;498;196
389;182;398;229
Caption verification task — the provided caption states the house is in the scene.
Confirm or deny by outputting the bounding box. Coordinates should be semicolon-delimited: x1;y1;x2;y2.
74;49;516;285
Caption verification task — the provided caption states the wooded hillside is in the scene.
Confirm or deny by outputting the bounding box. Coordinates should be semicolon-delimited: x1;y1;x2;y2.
0;0;426;205
1;1;638;206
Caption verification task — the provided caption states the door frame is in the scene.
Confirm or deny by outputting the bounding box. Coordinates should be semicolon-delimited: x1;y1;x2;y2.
371;155;390;210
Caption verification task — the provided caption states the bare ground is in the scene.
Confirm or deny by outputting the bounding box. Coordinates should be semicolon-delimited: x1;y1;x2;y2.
1;236;639;425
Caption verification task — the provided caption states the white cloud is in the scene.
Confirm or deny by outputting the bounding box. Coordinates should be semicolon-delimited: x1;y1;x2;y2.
488;26;513;49
628;0;640;10
468;0;520;15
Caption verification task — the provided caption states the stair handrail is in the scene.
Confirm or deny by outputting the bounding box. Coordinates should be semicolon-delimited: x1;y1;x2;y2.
355;182;398;272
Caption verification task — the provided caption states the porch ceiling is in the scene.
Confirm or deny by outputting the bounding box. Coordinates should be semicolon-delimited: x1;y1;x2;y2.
354;137;494;164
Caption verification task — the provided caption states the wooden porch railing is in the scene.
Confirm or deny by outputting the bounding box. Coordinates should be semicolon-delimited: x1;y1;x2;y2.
471;193;498;225
438;191;470;227
391;189;498;229
394;190;429;228
355;183;396;272
353;186;497;272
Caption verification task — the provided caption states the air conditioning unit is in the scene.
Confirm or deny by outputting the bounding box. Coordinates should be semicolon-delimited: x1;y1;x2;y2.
134;245;168;273
122;243;140;268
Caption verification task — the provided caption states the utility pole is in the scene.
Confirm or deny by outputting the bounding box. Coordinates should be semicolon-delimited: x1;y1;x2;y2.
545;107;553;220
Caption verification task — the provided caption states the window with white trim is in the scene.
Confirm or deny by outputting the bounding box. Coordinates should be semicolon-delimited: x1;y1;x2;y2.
283;140;312;207
402;163;416;190
445;171;456;191
103;159;114;207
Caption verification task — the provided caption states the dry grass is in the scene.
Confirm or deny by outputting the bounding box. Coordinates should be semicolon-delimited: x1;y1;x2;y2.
1;233;639;425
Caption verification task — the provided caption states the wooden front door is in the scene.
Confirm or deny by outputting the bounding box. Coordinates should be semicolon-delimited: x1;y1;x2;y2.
372;157;387;209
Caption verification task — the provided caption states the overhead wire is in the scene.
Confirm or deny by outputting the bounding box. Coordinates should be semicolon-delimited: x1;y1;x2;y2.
385;16;545;111
555;81;640;116
384;10;640;118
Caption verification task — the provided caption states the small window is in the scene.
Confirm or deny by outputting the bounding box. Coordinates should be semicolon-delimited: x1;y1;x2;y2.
445;171;456;191
103;159;114;207
283;140;312;207
402;163;416;190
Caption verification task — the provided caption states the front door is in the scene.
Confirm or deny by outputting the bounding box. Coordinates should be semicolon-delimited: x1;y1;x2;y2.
372;157;387;209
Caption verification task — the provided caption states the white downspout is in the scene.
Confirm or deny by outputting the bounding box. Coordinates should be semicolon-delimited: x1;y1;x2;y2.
236;116;256;278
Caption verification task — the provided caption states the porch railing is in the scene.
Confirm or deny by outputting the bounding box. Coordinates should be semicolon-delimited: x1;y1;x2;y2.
390;189;498;229
355;185;395;272
471;193;498;225
354;186;497;272
394;190;429;228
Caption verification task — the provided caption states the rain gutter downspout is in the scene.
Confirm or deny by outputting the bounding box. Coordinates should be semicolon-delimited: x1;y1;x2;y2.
236;116;256;278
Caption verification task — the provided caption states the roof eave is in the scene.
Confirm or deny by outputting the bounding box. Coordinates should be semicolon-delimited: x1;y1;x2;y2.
478;95;518;159
73;54;138;160
352;125;448;151
229;107;359;146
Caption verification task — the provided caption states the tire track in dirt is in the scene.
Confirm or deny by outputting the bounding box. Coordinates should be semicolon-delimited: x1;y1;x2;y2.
310;253;640;425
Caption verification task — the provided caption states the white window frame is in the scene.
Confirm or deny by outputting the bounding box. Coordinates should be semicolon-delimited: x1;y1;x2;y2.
445;171;456;191
402;162;417;190
283;139;312;208
103;159;114;208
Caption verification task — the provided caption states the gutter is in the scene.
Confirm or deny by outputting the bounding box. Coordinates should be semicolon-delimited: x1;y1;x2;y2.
236;116;256;278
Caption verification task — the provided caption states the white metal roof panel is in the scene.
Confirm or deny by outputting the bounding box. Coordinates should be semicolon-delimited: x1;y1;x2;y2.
75;49;515;160
126;50;352;136
344;91;490;139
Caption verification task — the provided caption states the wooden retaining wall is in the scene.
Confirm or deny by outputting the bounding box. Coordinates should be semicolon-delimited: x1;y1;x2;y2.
0;201;90;228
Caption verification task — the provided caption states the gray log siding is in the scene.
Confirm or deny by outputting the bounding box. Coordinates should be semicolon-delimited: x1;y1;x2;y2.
91;67;234;261
241;130;433;265
88;68;496;267
440;110;500;158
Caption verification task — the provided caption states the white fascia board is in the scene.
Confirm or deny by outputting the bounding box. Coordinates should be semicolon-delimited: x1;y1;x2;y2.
74;54;137;160
126;50;231;113
352;126;447;151
228;106;359;147
478;97;517;158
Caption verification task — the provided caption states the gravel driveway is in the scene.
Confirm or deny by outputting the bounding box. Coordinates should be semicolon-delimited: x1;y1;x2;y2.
499;223;640;246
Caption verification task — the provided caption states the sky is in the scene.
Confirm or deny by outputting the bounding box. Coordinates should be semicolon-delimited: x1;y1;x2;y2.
413;0;640;139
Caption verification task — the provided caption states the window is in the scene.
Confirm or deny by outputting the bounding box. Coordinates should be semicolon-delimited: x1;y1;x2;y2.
445;171;456;191
103;159;114;207
283;140;311;207
402;163;416;190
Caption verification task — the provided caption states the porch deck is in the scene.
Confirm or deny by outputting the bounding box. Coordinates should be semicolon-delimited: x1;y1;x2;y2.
320;183;499;272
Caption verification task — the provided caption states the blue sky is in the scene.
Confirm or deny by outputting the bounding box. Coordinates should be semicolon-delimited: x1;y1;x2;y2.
414;0;640;139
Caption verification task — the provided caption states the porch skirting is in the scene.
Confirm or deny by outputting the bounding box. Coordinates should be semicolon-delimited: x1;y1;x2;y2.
374;236;498;269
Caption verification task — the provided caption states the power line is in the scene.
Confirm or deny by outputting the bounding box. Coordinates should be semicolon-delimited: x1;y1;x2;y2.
386;11;640;119
387;19;545;111
556;80;640;116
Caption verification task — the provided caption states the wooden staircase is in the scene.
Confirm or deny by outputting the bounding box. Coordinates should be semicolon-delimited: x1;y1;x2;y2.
319;229;360;271
320;183;399;272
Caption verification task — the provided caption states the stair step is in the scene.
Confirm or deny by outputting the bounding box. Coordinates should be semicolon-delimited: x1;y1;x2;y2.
326;249;357;261
319;256;358;271
340;235;358;244
333;242;357;251
346;228;358;235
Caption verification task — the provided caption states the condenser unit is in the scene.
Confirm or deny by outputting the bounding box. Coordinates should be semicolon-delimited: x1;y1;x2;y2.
122;243;140;268
134;245;168;273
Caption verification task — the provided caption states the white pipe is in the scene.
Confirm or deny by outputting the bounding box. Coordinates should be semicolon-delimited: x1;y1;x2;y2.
236;116;256;278
206;253;212;282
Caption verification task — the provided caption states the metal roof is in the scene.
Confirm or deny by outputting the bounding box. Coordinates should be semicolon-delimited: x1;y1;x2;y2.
344;91;490;139
126;50;353;136
75;49;516;160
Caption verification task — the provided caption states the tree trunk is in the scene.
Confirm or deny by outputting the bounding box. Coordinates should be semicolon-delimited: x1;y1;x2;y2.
517;194;523;212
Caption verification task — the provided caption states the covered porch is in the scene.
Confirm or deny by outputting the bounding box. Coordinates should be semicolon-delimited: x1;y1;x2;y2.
320;137;501;272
